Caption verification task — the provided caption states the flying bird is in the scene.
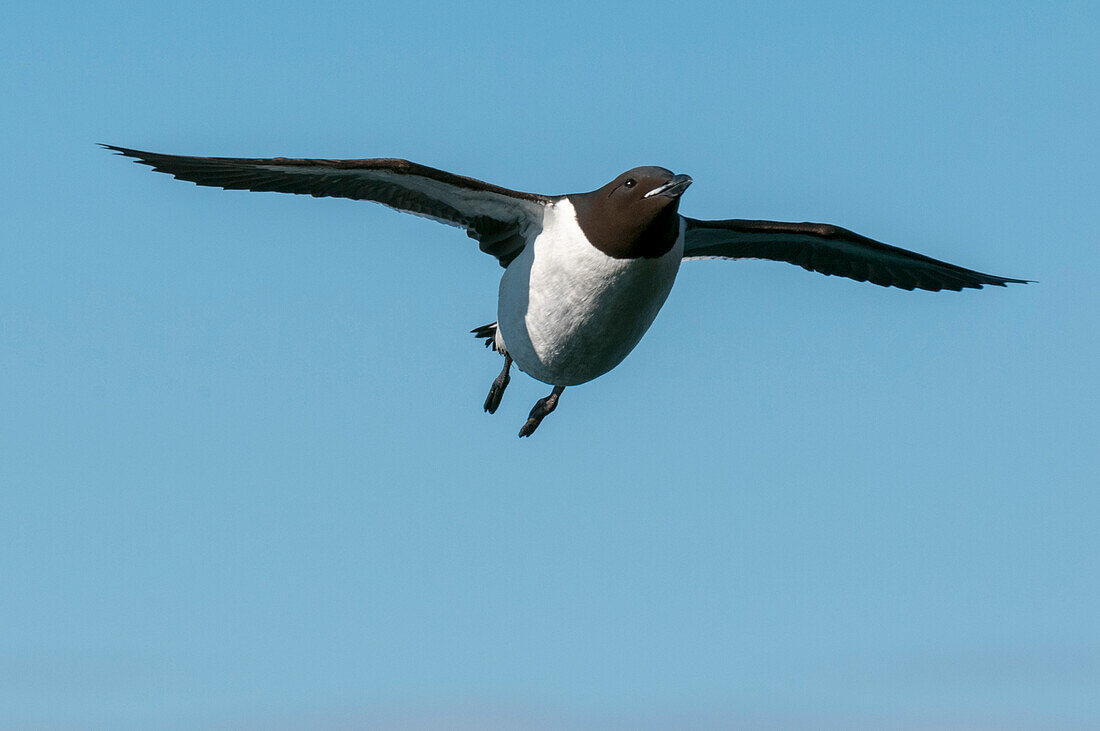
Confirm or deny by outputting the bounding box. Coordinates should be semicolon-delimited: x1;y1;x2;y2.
105;145;1028;436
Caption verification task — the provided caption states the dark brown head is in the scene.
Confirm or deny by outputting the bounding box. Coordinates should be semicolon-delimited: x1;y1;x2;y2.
569;166;693;259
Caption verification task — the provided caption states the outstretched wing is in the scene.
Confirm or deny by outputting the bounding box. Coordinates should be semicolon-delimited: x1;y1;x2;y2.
682;218;1029;292
104;145;555;266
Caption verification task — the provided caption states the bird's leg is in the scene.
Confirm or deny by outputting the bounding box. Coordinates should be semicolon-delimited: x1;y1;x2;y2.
518;385;565;438
483;353;512;414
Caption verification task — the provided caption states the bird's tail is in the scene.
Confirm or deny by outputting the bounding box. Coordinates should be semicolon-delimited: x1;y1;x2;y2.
470;322;501;352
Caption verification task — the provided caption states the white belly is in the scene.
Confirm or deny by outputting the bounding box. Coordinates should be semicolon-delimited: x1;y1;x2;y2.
496;200;683;386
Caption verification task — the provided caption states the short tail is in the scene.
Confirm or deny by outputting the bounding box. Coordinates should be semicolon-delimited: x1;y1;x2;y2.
470;322;502;352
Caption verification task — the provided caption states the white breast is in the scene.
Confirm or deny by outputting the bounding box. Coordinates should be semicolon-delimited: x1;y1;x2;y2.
496;199;684;386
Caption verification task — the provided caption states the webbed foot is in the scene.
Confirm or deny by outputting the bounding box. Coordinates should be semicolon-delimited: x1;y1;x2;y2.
518;386;565;437
484;354;512;414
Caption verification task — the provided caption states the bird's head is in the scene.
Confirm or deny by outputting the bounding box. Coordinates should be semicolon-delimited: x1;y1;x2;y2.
570;167;693;259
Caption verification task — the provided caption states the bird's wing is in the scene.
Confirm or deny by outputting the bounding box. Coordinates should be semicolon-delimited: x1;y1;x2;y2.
104;145;555;266
681;218;1029;292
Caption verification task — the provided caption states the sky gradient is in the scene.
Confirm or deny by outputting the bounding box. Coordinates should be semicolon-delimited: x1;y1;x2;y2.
3;1;1098;728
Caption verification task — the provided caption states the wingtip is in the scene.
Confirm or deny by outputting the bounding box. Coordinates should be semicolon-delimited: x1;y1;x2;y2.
100;144;152;160
100;143;134;157
972;275;1032;289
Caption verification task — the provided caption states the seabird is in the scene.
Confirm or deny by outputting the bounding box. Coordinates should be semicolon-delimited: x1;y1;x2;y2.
105;145;1028;436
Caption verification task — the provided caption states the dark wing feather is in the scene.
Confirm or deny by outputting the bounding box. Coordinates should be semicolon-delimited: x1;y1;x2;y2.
104;145;554;266
682;218;1029;292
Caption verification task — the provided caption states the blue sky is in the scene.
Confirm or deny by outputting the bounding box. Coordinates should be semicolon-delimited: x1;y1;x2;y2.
2;1;1098;727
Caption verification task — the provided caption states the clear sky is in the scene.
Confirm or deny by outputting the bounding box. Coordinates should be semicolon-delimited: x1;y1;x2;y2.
2;1;1098;728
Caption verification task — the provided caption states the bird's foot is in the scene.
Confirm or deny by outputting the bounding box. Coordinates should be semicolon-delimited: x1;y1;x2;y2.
483;355;512;414
518;386;564;437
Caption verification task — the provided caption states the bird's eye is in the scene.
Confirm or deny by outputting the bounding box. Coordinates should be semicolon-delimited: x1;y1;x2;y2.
624;179;636;188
